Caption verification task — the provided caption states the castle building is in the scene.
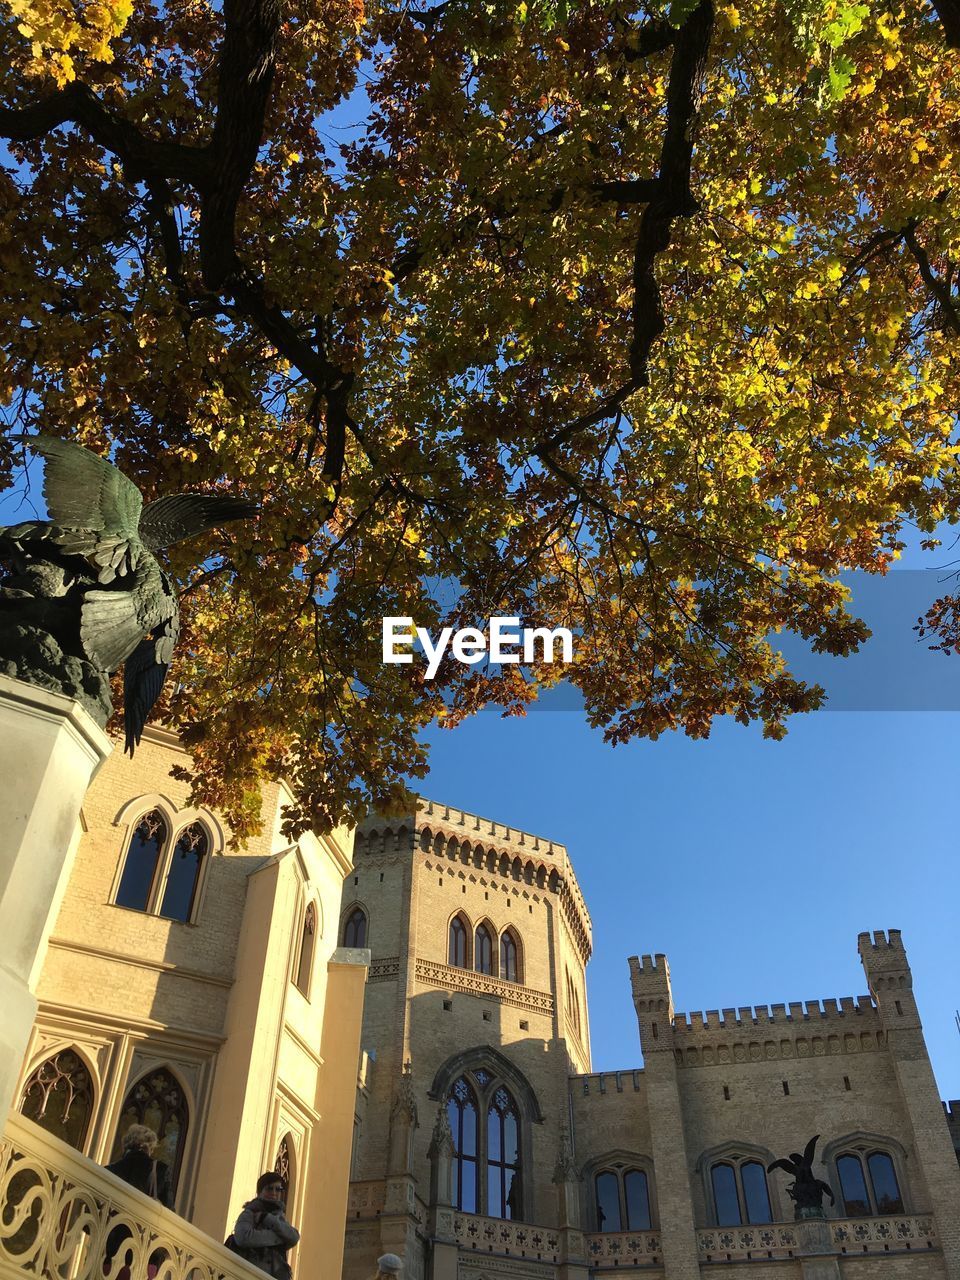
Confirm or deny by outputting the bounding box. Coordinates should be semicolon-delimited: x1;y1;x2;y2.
340;800;960;1280
7;729;369;1280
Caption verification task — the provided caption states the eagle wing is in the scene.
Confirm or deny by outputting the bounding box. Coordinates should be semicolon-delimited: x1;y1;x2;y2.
79;555;174;673
18;436;145;581
138;493;258;550
802;1135;820;1168
22;436;143;536
767;1159;798;1175
124;607;179;754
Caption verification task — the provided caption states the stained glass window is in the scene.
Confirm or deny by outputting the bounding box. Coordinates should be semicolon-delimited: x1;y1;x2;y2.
113;1068;188;1193
447;1077;478;1213
487;1087;521;1219
20;1050;93;1151
275;1134;294;1205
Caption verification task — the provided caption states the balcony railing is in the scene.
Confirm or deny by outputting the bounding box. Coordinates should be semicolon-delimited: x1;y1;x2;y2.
585;1230;663;1267
696;1215;938;1265
0;1113;264;1280
453;1213;561;1262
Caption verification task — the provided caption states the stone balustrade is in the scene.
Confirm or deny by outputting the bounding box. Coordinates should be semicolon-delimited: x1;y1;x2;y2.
0;1112;263;1280
696;1214;938;1265
453;1213;561;1262
585;1229;663;1267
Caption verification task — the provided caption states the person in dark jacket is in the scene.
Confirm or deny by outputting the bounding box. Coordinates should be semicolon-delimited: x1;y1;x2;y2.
103;1124;173;1278
231;1173;300;1280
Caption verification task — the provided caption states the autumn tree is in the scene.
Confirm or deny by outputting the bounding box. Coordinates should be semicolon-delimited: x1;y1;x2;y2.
0;0;958;837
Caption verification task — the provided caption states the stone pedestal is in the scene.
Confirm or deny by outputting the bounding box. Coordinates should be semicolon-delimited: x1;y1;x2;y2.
797;1218;840;1280
0;674;111;1121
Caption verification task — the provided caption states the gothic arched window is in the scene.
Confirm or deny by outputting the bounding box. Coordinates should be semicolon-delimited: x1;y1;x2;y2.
295;903;317;995
275;1133;295;1207
445;1069;523;1220
114;810;211;924
836;1150;903;1216
449;915;469;968
159;823;208;922
19;1049;94;1151
487;1087;521;1219
500;929;520;983
343;906;367;948
447;1077;479;1213
113;1068;189;1194
475;925;493;975
115;811;167;912
710;1159;771;1226
594;1166;652;1231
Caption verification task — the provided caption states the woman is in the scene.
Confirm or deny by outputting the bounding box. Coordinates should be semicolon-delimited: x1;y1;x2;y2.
103;1125;172;1278
231;1173;300;1280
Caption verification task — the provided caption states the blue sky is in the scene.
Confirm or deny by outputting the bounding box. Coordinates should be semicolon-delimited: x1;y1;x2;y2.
419;701;960;1101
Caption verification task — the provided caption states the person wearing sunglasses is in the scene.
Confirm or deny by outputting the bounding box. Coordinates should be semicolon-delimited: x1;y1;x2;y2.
229;1173;301;1279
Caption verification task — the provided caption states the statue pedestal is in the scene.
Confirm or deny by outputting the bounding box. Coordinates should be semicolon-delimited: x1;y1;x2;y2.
797;1218;840;1280
0;674;111;1120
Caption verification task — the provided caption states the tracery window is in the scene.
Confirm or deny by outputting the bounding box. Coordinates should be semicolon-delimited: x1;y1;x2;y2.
113;1068;189;1194
475;925;493;975
114;810;209;923
294;903;317;995
449;915;469;968
594;1166;652;1231
275;1134;295;1206
500;929;520;983
446;1070;523;1219
836;1150;904;1216
19;1049;94;1151
343;906;367;948
710;1159;772;1226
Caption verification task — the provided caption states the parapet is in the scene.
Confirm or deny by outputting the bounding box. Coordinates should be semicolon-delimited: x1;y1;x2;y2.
571;1069;645;1097
629;953;671;987
857;929;910;972
672;995;877;1034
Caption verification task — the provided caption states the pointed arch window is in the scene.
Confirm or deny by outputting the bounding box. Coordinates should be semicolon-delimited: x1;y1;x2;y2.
500;929;520;983
114;810;210;924
115;811;167;912
275;1134;295;1207
113;1068;189;1194
294;903;317;995
475;925;493;975
19;1049;94;1152
449;915;468;968
343;906;367;948
836;1150;904;1216
594;1166;652;1231
445;1069;523;1219
710;1159;771;1226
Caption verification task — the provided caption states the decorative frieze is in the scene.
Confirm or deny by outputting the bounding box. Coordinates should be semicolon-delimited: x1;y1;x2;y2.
369;957;401;983
695;1215;937;1264
415;959;554;1014
585;1231;663;1267
454;1213;560;1261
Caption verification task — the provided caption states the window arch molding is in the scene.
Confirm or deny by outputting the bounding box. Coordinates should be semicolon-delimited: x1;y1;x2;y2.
431;1052;539;1221
696;1140;781;1226
447;910;473;969
18;1042;99;1153
821;1132;911;1216
293;895;322;997
579;1151;658;1231
110;798;219;924
112;1062;193;1201
341;901;370;949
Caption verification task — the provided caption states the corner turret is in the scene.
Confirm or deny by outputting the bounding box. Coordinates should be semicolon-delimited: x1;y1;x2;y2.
629;952;674;1056
857;929;920;1030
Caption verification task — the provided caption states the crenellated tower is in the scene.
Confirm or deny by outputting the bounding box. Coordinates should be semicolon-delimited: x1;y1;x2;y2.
859;930;960;1279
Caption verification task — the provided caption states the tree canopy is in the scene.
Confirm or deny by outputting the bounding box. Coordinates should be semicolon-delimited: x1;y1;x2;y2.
0;0;958;838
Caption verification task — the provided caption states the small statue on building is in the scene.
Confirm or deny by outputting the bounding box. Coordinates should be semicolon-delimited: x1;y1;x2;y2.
0;435;256;749
768;1134;835;1220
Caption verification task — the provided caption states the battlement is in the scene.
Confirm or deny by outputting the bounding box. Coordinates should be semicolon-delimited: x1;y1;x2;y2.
672;995;877;1033
858;929;909;968
571;1069;645;1097
629;953;671;987
943;1100;960;1124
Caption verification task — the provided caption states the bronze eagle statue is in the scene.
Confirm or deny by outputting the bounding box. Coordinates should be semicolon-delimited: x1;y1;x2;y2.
768;1134;835;1219
0;436;256;752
